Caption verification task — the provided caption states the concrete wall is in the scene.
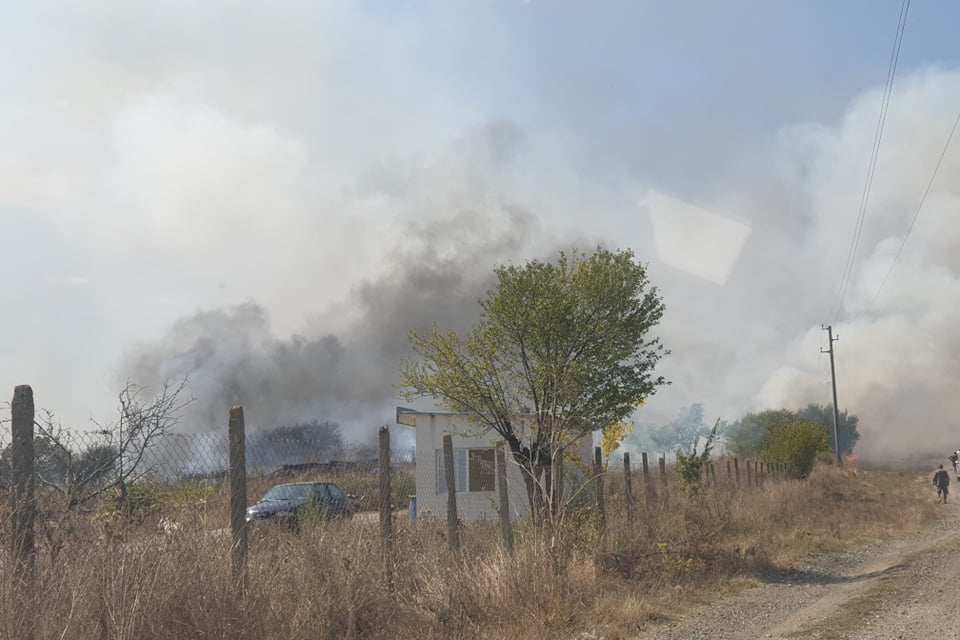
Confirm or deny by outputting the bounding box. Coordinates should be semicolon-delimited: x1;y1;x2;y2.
412;413;530;521
409;411;596;522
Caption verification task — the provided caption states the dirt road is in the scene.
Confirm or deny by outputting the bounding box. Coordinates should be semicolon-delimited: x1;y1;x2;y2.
635;502;960;640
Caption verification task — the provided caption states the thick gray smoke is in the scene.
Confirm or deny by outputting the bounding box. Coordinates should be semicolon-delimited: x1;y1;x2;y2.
118;124;549;438
120;68;960;460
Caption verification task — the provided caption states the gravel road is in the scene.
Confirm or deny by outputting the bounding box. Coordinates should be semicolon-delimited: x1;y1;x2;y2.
632;502;960;640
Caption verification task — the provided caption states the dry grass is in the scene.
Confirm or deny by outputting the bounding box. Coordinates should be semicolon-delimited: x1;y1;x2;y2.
0;463;940;640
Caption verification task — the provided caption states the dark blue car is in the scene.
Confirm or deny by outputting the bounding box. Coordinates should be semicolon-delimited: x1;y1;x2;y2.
245;481;353;527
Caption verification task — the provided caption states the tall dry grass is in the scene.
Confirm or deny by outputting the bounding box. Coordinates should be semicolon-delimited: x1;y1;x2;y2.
0;463;940;640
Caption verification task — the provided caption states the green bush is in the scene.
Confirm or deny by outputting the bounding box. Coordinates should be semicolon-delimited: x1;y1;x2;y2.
762;419;830;479
675;420;719;495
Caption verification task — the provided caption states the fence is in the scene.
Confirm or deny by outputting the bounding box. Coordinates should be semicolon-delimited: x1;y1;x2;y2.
2;385;795;638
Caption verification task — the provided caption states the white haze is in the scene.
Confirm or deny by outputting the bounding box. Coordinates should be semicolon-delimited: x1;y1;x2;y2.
2;3;959;460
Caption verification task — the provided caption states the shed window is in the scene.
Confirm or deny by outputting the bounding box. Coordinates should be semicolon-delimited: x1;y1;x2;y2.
436;447;496;493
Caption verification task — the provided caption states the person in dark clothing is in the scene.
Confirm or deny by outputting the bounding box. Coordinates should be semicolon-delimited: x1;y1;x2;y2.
934;464;950;503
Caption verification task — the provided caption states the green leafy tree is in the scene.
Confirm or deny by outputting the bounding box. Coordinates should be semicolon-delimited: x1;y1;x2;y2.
725;409;796;456
795;404;860;455
762;419;830;479
400;247;668;524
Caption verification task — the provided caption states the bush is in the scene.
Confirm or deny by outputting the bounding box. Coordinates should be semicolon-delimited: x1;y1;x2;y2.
763;419;830;479
675;420;719;495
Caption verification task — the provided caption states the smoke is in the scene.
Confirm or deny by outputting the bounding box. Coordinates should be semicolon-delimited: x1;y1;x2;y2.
6;2;960;463
118;122;551;438
679;67;960;461
120;68;960;459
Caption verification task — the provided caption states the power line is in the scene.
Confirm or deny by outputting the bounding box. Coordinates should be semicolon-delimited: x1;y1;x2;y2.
830;0;911;321
857;108;960;320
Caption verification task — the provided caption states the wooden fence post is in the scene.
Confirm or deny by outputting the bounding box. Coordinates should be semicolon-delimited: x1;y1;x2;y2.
623;452;635;526
708;461;717;488
379;426;395;590
641;452;654;504
746;460;753;488
726;459;732;485
594;447;606;536
228;406;248;593
442;434;460;552
495;442;513;554
10;385;36;640
734;457;741;489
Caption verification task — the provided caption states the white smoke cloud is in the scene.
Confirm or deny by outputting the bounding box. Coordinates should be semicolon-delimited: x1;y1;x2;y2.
747;68;960;459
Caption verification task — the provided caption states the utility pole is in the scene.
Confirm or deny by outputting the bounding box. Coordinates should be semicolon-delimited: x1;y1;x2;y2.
821;325;843;465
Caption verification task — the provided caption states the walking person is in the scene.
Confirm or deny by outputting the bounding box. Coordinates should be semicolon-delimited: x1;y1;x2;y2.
934;464;950;503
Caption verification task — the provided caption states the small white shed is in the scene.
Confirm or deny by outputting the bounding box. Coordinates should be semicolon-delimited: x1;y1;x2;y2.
396;407;594;522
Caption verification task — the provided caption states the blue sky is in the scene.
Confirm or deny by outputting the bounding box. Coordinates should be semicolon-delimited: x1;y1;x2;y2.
3;1;960;456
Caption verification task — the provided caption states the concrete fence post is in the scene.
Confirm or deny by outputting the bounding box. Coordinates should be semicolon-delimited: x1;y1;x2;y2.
10;385;36;640
228;406;248;593
378;426;395;591
641;452;654;505
442;434;460;552
495;442;513;554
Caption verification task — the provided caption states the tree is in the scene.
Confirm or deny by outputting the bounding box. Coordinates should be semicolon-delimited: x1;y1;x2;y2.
726;405;861;458
28;378;193;509
0;417;119;495
400;247;668;524
795;404;860;455
762;419;830;479
651;403;712;453
724;409;796;456
247;419;344;471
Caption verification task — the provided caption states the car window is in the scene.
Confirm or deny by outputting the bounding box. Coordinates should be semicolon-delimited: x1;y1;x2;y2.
312;484;331;500
327;484;345;500
261;484;310;501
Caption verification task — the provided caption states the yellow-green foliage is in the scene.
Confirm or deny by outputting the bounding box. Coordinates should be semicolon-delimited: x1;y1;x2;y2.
763;419;830;478
600;420;631;458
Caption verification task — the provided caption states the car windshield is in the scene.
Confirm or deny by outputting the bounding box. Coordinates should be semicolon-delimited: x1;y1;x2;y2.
259;484;312;502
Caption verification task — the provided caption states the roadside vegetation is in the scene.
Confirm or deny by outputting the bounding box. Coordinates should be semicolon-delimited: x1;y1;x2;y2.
1;248;927;638
0;460;939;640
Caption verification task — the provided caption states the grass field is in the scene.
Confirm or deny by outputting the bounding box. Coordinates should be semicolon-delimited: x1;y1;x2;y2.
0;462;939;640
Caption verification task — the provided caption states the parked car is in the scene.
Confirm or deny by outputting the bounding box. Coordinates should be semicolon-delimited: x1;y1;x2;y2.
245;481;354;528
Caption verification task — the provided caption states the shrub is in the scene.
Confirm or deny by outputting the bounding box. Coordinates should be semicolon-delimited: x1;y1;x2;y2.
763;419;830;479
675;420;719;495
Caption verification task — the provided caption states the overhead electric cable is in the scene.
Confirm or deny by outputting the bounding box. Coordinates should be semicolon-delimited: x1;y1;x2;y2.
829;0;911;321
857;108;960;320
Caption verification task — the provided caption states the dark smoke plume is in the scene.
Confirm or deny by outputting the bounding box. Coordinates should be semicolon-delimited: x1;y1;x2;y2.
118;146;547;440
